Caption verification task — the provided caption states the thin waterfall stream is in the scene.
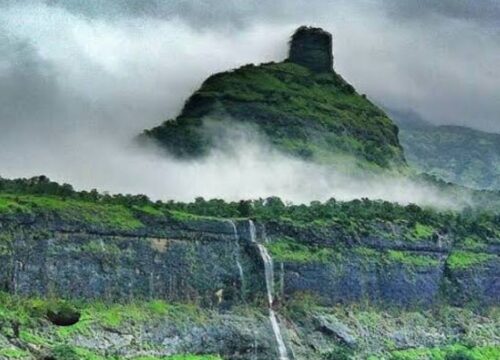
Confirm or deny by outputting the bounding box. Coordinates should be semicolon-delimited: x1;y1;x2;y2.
229;220;245;296
249;220;290;360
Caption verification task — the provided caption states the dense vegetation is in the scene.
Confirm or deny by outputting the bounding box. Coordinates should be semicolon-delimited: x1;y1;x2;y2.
1;176;499;248
144;61;406;170
391;109;500;191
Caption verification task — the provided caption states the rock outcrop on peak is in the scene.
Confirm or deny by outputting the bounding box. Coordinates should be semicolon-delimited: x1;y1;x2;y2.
289;26;333;73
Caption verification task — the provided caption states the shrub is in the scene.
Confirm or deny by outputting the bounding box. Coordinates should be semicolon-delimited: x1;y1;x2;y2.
445;349;475;360
51;345;79;360
323;347;354;360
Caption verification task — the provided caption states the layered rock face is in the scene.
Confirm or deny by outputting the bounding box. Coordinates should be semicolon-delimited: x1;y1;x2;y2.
0;216;264;305
0;215;498;308
0;213;498;359
288;26;333;73
264;221;499;308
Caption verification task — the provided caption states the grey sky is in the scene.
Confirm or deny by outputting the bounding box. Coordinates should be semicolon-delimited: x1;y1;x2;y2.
383;0;500;25
1;0;498;134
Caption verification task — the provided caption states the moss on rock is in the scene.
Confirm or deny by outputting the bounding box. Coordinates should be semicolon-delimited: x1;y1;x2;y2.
447;251;497;270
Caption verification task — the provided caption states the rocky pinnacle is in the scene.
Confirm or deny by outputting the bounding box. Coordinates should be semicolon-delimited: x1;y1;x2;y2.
288;26;333;73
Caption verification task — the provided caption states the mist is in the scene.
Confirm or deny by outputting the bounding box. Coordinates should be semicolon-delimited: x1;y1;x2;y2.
1;115;468;209
0;1;495;206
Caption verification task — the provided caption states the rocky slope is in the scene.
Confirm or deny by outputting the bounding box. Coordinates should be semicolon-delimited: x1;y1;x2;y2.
143;26;406;170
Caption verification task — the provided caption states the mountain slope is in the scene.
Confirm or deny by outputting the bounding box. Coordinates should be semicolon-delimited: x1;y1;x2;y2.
391;109;500;190
143;27;406;170
0;176;499;359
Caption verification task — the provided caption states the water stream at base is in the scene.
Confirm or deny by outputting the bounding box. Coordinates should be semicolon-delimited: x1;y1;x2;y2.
249;220;290;360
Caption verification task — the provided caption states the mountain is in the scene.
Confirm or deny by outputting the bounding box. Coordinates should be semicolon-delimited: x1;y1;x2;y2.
0;176;498;359
391;109;500;190
143;27;406;170
1;26;499;360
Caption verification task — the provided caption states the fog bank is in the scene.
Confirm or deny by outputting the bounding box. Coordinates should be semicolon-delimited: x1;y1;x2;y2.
0;1;494;206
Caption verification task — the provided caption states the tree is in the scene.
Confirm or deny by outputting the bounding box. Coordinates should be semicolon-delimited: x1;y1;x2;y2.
237;200;252;217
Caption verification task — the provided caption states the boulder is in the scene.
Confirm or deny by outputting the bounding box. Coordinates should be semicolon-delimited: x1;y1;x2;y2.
313;314;357;347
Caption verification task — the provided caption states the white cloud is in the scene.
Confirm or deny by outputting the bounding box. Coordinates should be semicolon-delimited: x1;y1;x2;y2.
0;1;495;206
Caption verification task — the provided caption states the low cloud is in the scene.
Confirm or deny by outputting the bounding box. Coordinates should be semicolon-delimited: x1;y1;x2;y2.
0;1;495;206
0;117;468;209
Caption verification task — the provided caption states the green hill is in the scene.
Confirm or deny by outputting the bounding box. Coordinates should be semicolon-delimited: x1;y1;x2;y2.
143;27;406;170
391;109;500;190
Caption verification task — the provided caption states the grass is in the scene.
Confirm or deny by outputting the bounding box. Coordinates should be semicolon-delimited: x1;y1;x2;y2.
168;209;214;221
355;246;441;267
0;194;144;231
0;291;221;359
54;347;222;360
0;292;208;344
266;236;337;263
55;300;207;340
0;292;216;358
267;238;441;268
0;196;31;214
460;236;488;251
413;223;435;239
134;356;221;360
133;204;165;217
447;251;496;270
386;250;440;267
388;344;500;360
0;348;29;358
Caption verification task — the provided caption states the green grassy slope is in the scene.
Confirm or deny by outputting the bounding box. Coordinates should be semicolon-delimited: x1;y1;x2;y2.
144;61;406;170
1;291;498;360
391;109;500;190
0;292;222;360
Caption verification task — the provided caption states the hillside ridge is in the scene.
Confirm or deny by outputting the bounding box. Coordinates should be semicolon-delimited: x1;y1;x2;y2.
143;26;407;170
390;109;500;190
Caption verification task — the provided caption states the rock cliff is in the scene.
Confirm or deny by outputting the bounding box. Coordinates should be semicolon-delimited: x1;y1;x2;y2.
0;209;498;359
1;214;497;308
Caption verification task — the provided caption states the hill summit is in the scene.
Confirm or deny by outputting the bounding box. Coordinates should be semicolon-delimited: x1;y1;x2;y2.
143;26;407;170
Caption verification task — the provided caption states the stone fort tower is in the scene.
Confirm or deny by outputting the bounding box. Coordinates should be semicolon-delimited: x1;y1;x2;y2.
288;26;333;73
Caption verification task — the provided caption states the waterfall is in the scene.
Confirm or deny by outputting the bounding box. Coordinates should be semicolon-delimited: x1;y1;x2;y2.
249;220;290;360
229;220;245;296
149;271;154;300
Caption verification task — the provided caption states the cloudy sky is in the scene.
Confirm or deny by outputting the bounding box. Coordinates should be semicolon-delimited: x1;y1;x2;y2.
0;0;498;201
